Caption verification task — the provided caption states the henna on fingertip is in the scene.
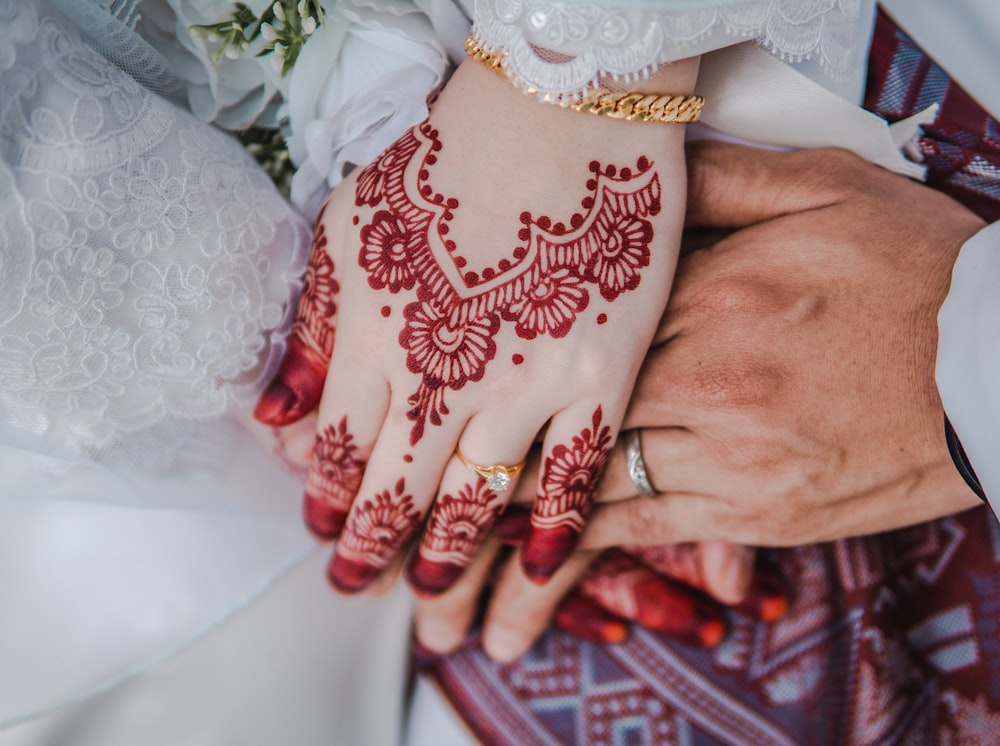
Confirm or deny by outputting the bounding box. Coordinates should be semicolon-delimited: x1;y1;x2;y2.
255;209;339;426
554;592;630;645
582;550;728;648
302;416;365;540
522;406;613;582
327;478;421;593
407;478;503;596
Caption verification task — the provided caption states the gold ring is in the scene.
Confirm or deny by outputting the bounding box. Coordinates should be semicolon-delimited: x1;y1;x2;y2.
454;446;525;492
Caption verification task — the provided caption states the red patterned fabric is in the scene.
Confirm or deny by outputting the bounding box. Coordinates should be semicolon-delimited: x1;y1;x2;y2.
416;10;1000;745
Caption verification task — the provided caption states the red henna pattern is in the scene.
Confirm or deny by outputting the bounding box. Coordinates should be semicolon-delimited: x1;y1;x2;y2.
408;479;502;595
304;416;366;539
501;264;589;340
328;478;421;592
360;211;417;292
254;204;340;426
534;406;613;531
292;206;339;363
352;124;660;445
522;406;612;581
580;550;727;647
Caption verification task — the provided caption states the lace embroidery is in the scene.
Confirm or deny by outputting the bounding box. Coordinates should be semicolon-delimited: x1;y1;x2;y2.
0;2;310;475
473;0;868;99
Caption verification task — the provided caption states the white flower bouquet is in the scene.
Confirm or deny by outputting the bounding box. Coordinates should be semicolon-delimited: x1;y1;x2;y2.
143;0;468;219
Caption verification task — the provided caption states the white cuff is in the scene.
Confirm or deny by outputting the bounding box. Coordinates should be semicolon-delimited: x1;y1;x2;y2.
937;220;1000;510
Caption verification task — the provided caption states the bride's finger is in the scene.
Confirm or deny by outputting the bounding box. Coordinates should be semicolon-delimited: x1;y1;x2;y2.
577;550;728;647
521;402;617;583
323;410;455;593
255;197;343;426
300;340;390;540
406;406;546;596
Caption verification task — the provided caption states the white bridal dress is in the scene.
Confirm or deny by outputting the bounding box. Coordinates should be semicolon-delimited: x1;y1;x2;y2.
0;1;412;743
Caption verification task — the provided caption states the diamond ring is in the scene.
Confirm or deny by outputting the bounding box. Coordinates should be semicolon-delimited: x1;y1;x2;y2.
623;429;657;497
454;446;526;492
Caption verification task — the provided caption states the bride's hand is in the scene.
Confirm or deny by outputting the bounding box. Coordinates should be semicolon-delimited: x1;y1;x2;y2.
256;57;697;594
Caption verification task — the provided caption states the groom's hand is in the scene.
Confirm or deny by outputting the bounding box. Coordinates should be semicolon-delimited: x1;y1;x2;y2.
584;141;986;548
426;141;987;661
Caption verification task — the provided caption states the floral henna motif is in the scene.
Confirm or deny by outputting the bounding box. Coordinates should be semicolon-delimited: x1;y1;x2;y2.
353;124;661;445
303;416;365;540
327;477;421;592
408;479;503;595
522;405;612;582
255;203;340;425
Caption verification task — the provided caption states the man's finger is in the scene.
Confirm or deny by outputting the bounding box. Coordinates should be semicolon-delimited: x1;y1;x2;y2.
482;549;596;662
685;141;849;229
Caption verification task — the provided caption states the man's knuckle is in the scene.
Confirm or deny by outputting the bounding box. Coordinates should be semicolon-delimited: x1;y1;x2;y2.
677;361;782;409
624;497;672;544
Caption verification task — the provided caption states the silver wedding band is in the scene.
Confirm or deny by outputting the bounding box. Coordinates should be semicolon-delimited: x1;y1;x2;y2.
623;429;656;497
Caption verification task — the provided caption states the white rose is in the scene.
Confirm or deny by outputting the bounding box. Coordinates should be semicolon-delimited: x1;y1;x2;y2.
286;0;452;219
138;0;285;130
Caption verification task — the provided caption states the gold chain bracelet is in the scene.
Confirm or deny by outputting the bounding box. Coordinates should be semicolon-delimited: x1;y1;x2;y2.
464;33;704;124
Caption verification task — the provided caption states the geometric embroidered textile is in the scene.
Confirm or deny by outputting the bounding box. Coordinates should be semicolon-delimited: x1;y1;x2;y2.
865;11;1000;222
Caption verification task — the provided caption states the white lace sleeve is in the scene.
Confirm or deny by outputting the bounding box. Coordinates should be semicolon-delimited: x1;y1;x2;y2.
472;0;872;99
0;0;311;477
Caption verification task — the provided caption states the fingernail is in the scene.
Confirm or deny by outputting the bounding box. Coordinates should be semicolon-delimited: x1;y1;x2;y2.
253;338;325;426
303;494;347;540
327;554;380;594
740;570;790;622
407;555;465;597
494;506;532;545
554;594;629;645
633;578;728;648
521;525;578;583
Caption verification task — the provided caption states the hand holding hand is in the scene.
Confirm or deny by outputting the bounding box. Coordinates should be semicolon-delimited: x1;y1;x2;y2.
415;140;986;661
581;141;986;550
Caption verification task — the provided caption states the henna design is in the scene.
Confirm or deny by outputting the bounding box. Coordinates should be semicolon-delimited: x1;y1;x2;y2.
522;405;612;581
255;203;340;425
353;124;660;444
408;479;502;595
327;477;421;592
293;208;339;362
303;416;366;540
580;550;727;648
554;592;629;645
